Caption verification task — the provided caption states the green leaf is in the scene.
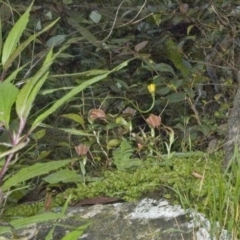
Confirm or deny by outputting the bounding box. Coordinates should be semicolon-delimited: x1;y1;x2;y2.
0;15;2;59
1;159;78;191
107;139;121;150
46;34;66;47
43;169;82;184
116;117;128;126
158;87;171;95
144;63;175;76
16;49;54;119
58;128;94;136
196;125;211;136
62;223;91;240
0;212;65;235
30;58;133;131
67;18;100;48
61;194;72;214
51;69;108;78
31;129;46;140
3;17;59;71
4;62;29;83
45;226;56;240
166;92;186;103
0;82;19;128
155;63;176;75
171;79;183;89
165;39;190;78
0;140;28;160
40;87;74;95
1;2;33;67
152;13;162;26
113;138;142;170
61;113;85;126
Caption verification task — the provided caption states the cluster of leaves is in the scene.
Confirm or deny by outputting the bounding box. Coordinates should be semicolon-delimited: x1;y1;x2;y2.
1;0;240;238
27;0;239;175
37;0;235;152
0;0;140;221
0;0;171;219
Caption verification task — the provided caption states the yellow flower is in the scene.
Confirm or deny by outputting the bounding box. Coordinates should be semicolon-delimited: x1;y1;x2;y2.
147;83;156;94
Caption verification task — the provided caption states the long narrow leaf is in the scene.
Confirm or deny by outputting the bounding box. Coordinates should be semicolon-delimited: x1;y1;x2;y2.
0;82;19;128
1;158;78;191
30;58;133;131
43;169;82;184
62;223;91;240
61;194;72;214
40;87;74;95
0;212;65;235
45;226;56;240
50;69;109;78
58;128;94;136
67;18;100;48
3;18;59;71
0;15;2;59
16;49;54;119
0;140;29;159
4;62;29;83
1;2;33;67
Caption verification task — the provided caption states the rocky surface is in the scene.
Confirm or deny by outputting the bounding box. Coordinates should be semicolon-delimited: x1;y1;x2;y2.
0;198;231;240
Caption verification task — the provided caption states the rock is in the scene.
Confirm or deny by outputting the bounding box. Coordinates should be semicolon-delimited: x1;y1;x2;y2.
0;198;231;240
224;71;240;168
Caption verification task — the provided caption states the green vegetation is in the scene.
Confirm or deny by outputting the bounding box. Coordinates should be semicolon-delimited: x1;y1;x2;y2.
0;0;239;239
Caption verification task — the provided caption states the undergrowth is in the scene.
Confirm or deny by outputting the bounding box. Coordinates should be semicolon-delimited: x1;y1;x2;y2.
1;0;240;239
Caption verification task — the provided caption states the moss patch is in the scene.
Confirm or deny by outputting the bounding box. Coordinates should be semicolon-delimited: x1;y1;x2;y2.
4;152;224;220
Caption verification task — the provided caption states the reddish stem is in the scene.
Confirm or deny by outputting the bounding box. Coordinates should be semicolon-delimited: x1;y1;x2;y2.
0;153;14;184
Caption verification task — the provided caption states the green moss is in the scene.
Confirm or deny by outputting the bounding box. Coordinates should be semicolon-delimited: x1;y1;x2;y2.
3;152;224;220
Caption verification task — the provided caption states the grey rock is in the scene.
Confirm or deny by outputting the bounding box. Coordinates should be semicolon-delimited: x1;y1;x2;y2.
0;198;231;240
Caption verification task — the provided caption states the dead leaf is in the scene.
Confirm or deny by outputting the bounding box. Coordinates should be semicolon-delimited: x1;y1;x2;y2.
44;192;52;212
191;171;204;179
134;41;148;53
72;196;123;207
179;3;189;14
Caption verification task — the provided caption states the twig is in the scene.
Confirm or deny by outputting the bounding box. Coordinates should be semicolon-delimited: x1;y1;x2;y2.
101;0;125;42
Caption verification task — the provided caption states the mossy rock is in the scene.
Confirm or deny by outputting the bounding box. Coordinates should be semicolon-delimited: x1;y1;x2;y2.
3;152;225;220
